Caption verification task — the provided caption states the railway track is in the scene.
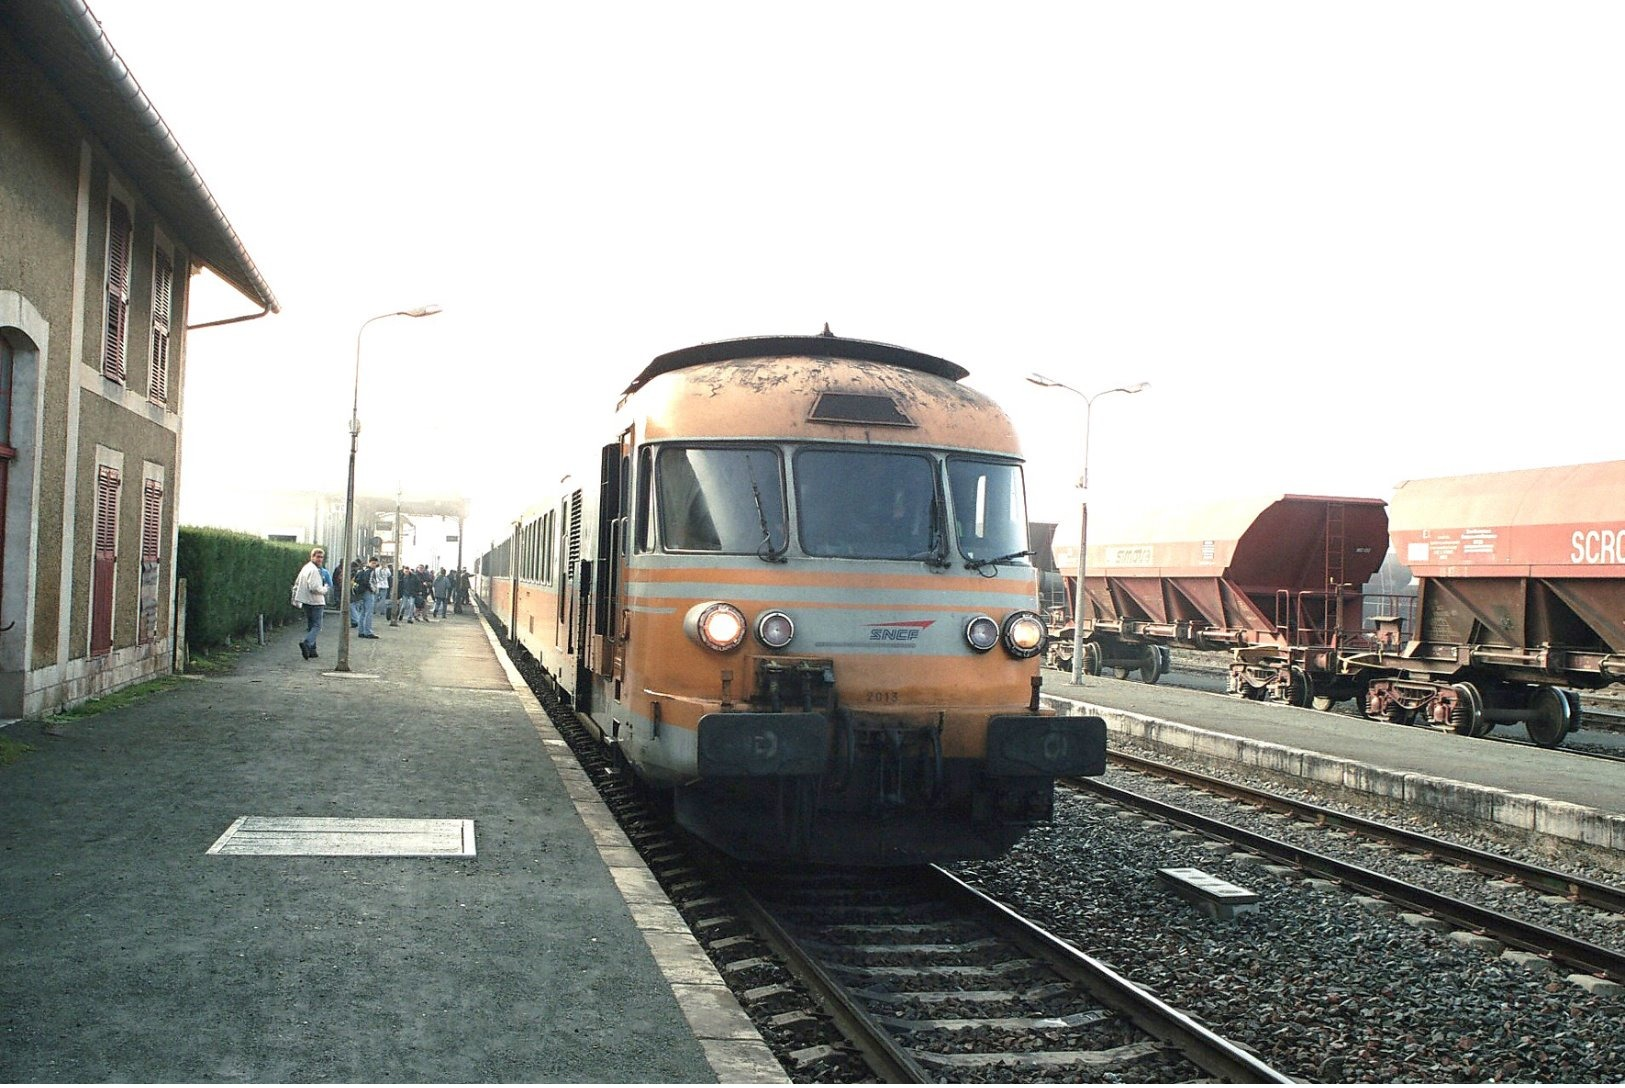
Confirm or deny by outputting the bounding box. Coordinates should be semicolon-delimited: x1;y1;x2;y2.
495;617;1288;1083
732;862;1290;1083
1073;757;1625;983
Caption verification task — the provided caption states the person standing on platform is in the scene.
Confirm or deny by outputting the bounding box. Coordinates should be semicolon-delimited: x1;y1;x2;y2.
294;547;328;659
433;568;451;619
397;565;418;625
357;556;383;638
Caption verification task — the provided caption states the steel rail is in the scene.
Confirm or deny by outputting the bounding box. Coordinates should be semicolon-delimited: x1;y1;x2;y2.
1075;774;1625;982
725;877;932;1084
928;866;1293;1084
1104;750;1625;914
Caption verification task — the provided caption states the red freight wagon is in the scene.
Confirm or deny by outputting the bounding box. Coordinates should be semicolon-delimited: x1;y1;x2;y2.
1050;494;1388;684
1357;460;1625;745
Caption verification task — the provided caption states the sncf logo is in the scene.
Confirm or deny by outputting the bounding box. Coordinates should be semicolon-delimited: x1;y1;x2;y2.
867;620;934;643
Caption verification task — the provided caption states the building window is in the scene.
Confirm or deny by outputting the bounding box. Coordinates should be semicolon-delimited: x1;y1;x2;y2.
103;199;133;383
149;248;173;404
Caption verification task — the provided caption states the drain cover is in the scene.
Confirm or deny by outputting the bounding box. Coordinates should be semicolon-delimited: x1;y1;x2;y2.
207;816;475;857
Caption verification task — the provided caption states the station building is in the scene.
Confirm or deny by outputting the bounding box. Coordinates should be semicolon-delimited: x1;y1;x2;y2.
0;0;276;717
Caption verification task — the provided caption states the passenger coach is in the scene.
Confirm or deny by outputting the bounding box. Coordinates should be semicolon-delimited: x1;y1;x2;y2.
479;332;1105;864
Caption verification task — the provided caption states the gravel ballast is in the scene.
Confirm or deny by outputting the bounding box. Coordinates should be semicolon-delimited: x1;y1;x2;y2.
955;772;1625;1083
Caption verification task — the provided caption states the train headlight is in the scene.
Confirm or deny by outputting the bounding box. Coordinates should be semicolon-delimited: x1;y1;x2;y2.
755;610;795;649
685;601;747;652
1002;611;1047;659
965;614;1000;653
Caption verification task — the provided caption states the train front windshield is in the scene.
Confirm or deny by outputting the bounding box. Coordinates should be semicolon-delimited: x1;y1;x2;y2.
652;444;1031;564
797;448;939;559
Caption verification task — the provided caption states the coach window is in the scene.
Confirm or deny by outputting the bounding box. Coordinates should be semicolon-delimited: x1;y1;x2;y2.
635;447;655;552
657;446;785;554
797;448;937;560
947;458;1030;564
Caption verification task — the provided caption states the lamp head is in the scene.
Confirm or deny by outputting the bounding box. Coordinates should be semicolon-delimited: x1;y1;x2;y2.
402;304;442;318
1025;372;1062;388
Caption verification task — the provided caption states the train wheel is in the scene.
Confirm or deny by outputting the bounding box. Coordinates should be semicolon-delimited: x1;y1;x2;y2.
1286;666;1313;708
1448;682;1484;737
1159;645;1173;675
1053;639;1075;672
1311;694;1336;712
1139;644;1163;685
1083;642;1104;677
1384;703;1413;725
1524;686;1571;748
1564;690;1583;730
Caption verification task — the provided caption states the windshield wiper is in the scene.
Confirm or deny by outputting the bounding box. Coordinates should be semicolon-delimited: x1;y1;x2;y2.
914;491;952;568
750;477;788;563
964;549;1033;575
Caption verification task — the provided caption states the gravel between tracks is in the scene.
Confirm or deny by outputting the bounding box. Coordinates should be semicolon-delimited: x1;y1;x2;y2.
954;770;1625;1082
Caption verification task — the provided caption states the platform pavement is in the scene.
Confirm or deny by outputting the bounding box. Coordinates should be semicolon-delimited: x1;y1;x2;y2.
1041;668;1625;862
0;609;786;1083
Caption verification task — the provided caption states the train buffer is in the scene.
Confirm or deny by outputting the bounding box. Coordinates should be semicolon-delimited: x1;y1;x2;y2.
1157;867;1261;921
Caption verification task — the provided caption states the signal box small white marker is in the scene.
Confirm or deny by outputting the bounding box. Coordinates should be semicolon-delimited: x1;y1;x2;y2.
1157;867;1260;920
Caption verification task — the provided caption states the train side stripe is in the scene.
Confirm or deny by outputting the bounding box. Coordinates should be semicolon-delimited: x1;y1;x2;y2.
626;582;1034;608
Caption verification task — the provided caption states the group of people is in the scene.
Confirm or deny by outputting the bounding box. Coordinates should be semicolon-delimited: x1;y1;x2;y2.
390;563;456;624
294;550;473;661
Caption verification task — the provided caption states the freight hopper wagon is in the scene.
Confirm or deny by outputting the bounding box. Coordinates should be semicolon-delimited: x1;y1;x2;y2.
477;333;1106;865
1049;495;1388;687
1354;460;1625;747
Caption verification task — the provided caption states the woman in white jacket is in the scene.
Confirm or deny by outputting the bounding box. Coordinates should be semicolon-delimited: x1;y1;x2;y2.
294;547;329;660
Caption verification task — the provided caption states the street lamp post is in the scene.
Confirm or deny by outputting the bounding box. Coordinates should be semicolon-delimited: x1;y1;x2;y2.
1025;374;1149;687
389;488;403;626
335;304;442;673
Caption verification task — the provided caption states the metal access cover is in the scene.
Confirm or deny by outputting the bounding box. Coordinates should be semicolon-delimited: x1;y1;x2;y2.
207;816;475;857
1157;867;1259;920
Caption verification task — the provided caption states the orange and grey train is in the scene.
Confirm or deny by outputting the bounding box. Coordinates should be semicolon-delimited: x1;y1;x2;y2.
477;333;1106;865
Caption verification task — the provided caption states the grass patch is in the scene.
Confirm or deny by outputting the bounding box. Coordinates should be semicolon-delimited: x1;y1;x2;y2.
0;734;33;766
42;675;189;724
185;643;252;675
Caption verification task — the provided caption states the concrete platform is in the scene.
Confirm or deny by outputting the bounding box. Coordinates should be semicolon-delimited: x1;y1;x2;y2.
1041;669;1625;859
0;610;785;1083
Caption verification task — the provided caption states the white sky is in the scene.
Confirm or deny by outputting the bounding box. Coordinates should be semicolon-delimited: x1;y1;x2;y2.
87;1;1625;555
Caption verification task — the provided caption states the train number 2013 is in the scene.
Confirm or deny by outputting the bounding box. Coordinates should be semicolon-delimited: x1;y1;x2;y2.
866;690;900;705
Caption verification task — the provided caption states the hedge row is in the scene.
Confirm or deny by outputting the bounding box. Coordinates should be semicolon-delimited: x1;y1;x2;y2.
176;527;310;647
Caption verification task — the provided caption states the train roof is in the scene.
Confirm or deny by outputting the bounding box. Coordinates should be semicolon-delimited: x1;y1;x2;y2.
1390;459;1625;576
622;333;969;396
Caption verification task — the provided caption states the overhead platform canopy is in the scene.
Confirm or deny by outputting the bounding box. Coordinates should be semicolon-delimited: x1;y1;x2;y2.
1390;460;1625;578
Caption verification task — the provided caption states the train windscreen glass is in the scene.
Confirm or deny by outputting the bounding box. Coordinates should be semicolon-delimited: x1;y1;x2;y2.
657;447;786;554
796;448;938;560
948;459;1030;564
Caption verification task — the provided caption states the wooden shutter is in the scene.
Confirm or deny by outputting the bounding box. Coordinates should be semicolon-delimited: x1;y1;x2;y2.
139;479;163;643
91;465;120;656
0;339;12;629
141;479;163;561
149;250;172;403
103;200;132;383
